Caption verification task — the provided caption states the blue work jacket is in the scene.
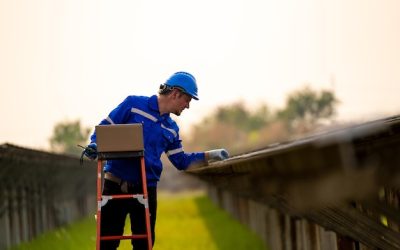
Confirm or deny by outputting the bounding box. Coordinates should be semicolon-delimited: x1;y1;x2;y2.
90;95;205;186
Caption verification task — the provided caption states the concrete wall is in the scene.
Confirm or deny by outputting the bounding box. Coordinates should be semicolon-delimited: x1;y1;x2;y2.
207;185;399;250
0;144;96;250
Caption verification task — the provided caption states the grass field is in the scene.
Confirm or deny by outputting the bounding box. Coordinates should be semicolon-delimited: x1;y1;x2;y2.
12;192;266;250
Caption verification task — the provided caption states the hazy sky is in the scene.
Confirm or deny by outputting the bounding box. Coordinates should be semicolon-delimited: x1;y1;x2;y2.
1;0;399;150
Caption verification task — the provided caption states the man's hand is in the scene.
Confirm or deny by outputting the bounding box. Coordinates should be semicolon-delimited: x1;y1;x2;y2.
83;142;98;160
206;149;229;162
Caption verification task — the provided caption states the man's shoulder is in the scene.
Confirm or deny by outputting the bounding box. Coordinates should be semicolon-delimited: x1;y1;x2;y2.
122;95;152;108
126;95;150;102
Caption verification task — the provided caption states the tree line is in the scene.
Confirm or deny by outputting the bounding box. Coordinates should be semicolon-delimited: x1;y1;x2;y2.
184;86;338;154
50;86;338;156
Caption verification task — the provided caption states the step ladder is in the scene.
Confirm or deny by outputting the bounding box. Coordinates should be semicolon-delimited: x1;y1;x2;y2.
95;124;152;250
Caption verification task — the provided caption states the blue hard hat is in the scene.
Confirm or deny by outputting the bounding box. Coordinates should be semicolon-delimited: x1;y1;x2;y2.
165;72;199;100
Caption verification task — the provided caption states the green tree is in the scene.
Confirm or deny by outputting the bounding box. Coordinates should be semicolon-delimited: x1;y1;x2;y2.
50;120;91;156
277;86;338;132
215;102;270;132
185;102;271;154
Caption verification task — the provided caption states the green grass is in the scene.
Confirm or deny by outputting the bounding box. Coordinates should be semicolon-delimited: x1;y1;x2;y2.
12;192;266;250
10;217;96;250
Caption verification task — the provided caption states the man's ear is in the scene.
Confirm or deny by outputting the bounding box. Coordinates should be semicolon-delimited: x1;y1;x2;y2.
171;89;181;99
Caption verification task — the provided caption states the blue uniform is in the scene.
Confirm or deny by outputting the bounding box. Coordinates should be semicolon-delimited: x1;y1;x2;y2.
90;95;205;186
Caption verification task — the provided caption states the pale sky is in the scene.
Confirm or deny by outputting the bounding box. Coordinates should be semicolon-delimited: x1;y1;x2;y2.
1;0;399;150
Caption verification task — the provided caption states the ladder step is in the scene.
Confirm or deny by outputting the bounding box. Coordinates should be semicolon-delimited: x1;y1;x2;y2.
100;194;149;208
102;194;146;200
101;234;148;241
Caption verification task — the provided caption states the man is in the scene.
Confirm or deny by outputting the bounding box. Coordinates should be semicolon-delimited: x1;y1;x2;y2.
84;71;229;250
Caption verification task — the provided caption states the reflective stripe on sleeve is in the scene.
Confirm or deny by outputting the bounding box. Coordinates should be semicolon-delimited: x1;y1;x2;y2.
167;147;183;156
161;124;177;138
106;116;115;124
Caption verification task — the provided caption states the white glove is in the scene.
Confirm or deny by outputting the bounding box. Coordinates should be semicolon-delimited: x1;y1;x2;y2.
207;149;229;161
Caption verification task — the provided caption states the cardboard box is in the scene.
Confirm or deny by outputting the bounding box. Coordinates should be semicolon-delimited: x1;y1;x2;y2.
95;124;144;152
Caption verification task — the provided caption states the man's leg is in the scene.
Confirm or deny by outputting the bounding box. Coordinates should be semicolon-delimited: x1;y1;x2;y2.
100;179;128;250
130;187;157;250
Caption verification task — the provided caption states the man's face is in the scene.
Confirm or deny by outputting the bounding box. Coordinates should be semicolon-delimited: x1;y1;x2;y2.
172;90;192;116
